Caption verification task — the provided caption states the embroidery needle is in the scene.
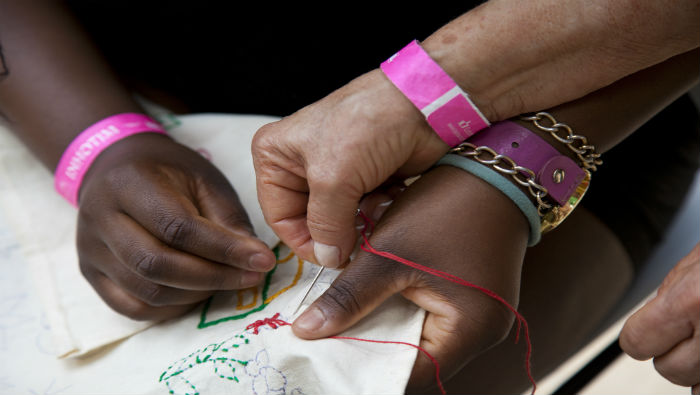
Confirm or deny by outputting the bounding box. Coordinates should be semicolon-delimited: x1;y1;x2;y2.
293;209;360;316
292;266;324;316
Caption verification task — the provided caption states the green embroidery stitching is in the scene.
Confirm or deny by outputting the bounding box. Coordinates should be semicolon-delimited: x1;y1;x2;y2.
159;334;250;395
197;247;280;329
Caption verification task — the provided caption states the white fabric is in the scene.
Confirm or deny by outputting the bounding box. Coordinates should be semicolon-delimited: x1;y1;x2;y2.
0;112;425;394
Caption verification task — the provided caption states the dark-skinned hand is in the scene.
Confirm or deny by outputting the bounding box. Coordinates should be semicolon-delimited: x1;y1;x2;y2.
292;165;530;392
75;133;276;321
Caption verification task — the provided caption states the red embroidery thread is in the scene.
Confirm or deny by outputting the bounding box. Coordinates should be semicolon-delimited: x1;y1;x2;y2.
356;211;536;394
246;212;536;395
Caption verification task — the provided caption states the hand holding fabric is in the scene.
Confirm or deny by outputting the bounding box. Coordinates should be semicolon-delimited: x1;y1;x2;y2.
290;165;530;392
76;133;276;321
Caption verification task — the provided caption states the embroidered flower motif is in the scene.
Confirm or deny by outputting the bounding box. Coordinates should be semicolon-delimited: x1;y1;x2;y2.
244;349;287;395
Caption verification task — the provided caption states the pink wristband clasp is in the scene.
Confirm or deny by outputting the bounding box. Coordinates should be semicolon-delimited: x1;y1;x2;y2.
381;40;490;147
54;113;167;207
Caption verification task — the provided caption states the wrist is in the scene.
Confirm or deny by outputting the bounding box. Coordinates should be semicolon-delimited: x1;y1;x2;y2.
427;164;530;250
440;119;594;243
79;132;176;204
419;2;534;122
379;41;491;147
58;115;170;206
352;69;451;159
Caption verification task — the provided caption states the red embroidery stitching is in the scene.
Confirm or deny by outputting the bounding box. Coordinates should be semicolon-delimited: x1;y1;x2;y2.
246;313;290;334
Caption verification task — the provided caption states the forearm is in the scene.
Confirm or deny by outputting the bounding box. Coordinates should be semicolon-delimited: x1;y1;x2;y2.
0;1;143;171
533;49;699;154
518;48;699;163
427;49;698;247
462;49;699;229
422;0;700;121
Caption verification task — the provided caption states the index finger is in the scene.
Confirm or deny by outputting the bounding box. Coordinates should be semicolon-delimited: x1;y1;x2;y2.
122;190;273;272
96;213;266;290
254;165;316;263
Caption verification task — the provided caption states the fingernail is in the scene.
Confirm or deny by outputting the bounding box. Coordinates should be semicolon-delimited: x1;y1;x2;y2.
241;271;264;286
314;242;340;268
373;200;393;222
295;307;326;332
248;252;275;271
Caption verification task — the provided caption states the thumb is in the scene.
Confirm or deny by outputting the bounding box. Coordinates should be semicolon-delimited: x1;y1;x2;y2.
292;254;409;339
306;178;363;268
620;261;699;361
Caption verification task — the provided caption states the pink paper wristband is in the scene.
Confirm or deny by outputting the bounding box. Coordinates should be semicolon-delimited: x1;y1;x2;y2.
380;40;490;147
54;113;167;207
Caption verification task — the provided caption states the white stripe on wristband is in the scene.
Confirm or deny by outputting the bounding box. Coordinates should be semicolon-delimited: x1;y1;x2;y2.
381;40;490;147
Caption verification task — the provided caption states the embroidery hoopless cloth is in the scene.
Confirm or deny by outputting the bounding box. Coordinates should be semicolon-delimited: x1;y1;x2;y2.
0;111;425;394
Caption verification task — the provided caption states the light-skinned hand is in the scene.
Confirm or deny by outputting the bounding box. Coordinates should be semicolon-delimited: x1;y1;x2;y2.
620;243;700;394
252;69;449;269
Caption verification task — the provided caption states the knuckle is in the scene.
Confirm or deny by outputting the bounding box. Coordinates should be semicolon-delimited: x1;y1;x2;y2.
221;211;255;234
251;129;267;153
251;122;280;154
619;324;649;360
132;251;164;280
305;213;344;236
222;241;243;264
136;284;171;307
159;215;194;248
320;277;363;317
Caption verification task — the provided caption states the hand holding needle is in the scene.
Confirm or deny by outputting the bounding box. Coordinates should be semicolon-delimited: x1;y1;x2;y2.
292;266;324;316
292;209;362;316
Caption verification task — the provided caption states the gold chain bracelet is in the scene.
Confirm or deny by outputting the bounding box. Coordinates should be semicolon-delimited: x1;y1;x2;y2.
521;112;603;172
450;142;553;215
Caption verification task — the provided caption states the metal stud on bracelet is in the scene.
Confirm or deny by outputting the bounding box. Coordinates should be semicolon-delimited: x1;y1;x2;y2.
449;119;595;235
